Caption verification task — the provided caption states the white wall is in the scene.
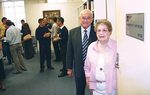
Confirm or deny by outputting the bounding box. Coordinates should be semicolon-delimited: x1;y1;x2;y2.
0;3;2;18
116;0;150;95
94;0;106;20
24;0;83;35
94;0;116;40
107;0;116;40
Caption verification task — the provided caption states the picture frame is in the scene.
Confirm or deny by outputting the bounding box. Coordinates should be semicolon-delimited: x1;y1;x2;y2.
43;10;61;18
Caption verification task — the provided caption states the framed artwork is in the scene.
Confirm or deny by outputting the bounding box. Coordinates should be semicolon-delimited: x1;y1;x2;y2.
43;10;61;18
126;13;144;41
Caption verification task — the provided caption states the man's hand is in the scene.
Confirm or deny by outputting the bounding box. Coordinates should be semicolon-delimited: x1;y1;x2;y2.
86;77;90;88
67;69;73;77
43;32;51;38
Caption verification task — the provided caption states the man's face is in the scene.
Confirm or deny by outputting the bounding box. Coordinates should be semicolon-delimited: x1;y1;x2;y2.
43;18;48;24
40;20;45;27
79;12;93;29
3;19;7;24
21;21;25;25
56;20;61;27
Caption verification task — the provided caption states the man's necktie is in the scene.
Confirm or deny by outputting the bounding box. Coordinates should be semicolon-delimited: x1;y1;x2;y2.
82;30;89;62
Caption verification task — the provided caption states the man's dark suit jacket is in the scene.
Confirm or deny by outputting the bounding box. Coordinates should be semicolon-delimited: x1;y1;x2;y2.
66;25;97;77
35;25;51;45
59;26;68;46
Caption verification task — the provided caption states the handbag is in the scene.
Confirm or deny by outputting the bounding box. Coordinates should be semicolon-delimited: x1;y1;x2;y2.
23;34;32;41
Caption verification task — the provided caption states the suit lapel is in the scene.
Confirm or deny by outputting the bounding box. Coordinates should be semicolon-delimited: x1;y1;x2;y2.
77;27;82;49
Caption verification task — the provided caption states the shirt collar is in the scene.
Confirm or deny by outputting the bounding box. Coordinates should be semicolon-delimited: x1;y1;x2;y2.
93;39;113;51
81;25;91;37
60;25;64;29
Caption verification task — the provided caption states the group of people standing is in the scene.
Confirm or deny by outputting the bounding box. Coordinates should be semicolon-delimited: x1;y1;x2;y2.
35;16;68;78
36;9;118;95
0;17;30;91
0;9;118;95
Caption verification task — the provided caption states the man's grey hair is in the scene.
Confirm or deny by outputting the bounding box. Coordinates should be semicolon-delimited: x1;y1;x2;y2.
79;9;93;18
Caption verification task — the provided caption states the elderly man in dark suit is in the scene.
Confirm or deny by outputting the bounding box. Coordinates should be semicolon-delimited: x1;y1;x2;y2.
66;9;97;95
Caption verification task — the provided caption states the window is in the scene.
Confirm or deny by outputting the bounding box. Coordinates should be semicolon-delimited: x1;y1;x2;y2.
2;1;26;29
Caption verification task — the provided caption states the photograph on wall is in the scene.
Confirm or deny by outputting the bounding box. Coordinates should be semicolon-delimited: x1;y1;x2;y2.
126;13;144;41
43;10;61;18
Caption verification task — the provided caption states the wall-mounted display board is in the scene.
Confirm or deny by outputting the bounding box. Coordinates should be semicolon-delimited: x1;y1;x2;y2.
126;13;144;41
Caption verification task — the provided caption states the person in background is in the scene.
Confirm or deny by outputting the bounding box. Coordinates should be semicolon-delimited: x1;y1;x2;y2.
0;39;6;91
84;19;117;95
0;18;6;55
5;20;27;74
51;16;61;62
35;18;54;73
21;19;25;25
43;17;52;56
66;9;97;95
57;17;68;77
21;20;34;59
0;17;12;65
43;17;52;30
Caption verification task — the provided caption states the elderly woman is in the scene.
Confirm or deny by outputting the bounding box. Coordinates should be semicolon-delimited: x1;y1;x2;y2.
84;19;117;95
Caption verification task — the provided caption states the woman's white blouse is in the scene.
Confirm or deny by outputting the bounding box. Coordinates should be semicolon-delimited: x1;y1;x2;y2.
95;54;106;81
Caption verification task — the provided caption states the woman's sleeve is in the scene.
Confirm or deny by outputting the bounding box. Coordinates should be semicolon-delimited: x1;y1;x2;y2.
84;47;91;78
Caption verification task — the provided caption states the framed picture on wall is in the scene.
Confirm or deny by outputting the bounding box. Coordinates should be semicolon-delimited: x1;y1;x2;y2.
126;13;144;41
43;10;61;18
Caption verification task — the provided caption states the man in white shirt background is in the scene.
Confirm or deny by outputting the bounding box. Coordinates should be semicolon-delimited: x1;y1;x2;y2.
5;20;27;74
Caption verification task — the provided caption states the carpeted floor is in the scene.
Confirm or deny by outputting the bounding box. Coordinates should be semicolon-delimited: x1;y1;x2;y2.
0;52;90;95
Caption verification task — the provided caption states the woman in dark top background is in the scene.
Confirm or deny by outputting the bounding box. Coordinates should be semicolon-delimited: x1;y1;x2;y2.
21;21;34;59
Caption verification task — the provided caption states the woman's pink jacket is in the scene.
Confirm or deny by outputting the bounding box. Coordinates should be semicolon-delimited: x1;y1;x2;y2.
84;39;117;94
